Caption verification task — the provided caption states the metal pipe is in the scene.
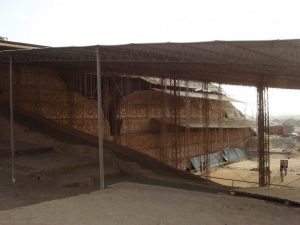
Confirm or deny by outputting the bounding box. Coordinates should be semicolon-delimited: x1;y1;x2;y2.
96;47;104;190
9;55;15;183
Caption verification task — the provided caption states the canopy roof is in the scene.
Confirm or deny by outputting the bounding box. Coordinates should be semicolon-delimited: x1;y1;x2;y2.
0;40;44;51
1;39;300;89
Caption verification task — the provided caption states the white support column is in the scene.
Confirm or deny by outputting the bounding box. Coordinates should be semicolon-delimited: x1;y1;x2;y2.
9;55;15;183
96;47;104;190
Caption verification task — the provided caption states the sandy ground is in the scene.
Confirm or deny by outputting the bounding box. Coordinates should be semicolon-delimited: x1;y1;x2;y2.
0;112;102;159
210;152;300;188
0;182;299;225
1;108;299;224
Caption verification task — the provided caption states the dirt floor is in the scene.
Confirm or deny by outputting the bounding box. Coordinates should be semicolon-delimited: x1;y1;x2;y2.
0;111;219;213
0;111;122;210
1;112;300;224
0;182;299;225
0;153;224;211
0;167;124;210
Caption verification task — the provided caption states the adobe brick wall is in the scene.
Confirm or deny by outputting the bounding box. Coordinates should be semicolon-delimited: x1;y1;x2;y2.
116;90;253;169
0;64;111;138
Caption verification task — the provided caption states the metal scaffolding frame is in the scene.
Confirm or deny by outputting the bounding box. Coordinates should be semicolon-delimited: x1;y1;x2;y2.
169;77;180;168
202;82;211;179
257;84;270;186
217;84;224;155
3;40;293;189
5;60;268;188
184;80;191;169
160;77;168;163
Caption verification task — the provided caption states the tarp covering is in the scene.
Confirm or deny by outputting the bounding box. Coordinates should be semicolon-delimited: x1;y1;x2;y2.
224;148;247;162
190;148;247;171
190;152;224;170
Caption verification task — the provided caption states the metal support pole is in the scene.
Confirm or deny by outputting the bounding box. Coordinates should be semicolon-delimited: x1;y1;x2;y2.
257;84;270;186
202;82;210;179
96;47;104;190
9;55;15;183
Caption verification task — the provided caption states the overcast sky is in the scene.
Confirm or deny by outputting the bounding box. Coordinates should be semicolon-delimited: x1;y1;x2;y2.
1;0;300;116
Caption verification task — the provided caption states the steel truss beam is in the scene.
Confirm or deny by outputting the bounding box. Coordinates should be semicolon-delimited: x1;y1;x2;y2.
160;77;168;163
169;77;181;168
257;84;270;186
202;82;210;179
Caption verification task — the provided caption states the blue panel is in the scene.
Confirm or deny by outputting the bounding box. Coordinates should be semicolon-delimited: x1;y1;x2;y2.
190;148;247;170
224;148;247;162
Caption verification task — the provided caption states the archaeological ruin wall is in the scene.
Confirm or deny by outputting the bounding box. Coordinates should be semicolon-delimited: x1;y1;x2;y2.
0;64;111;138
0;63;254;171
116;90;253;169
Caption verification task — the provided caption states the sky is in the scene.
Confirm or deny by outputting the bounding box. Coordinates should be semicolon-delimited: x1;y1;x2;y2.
1;0;300;116
222;86;300;118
